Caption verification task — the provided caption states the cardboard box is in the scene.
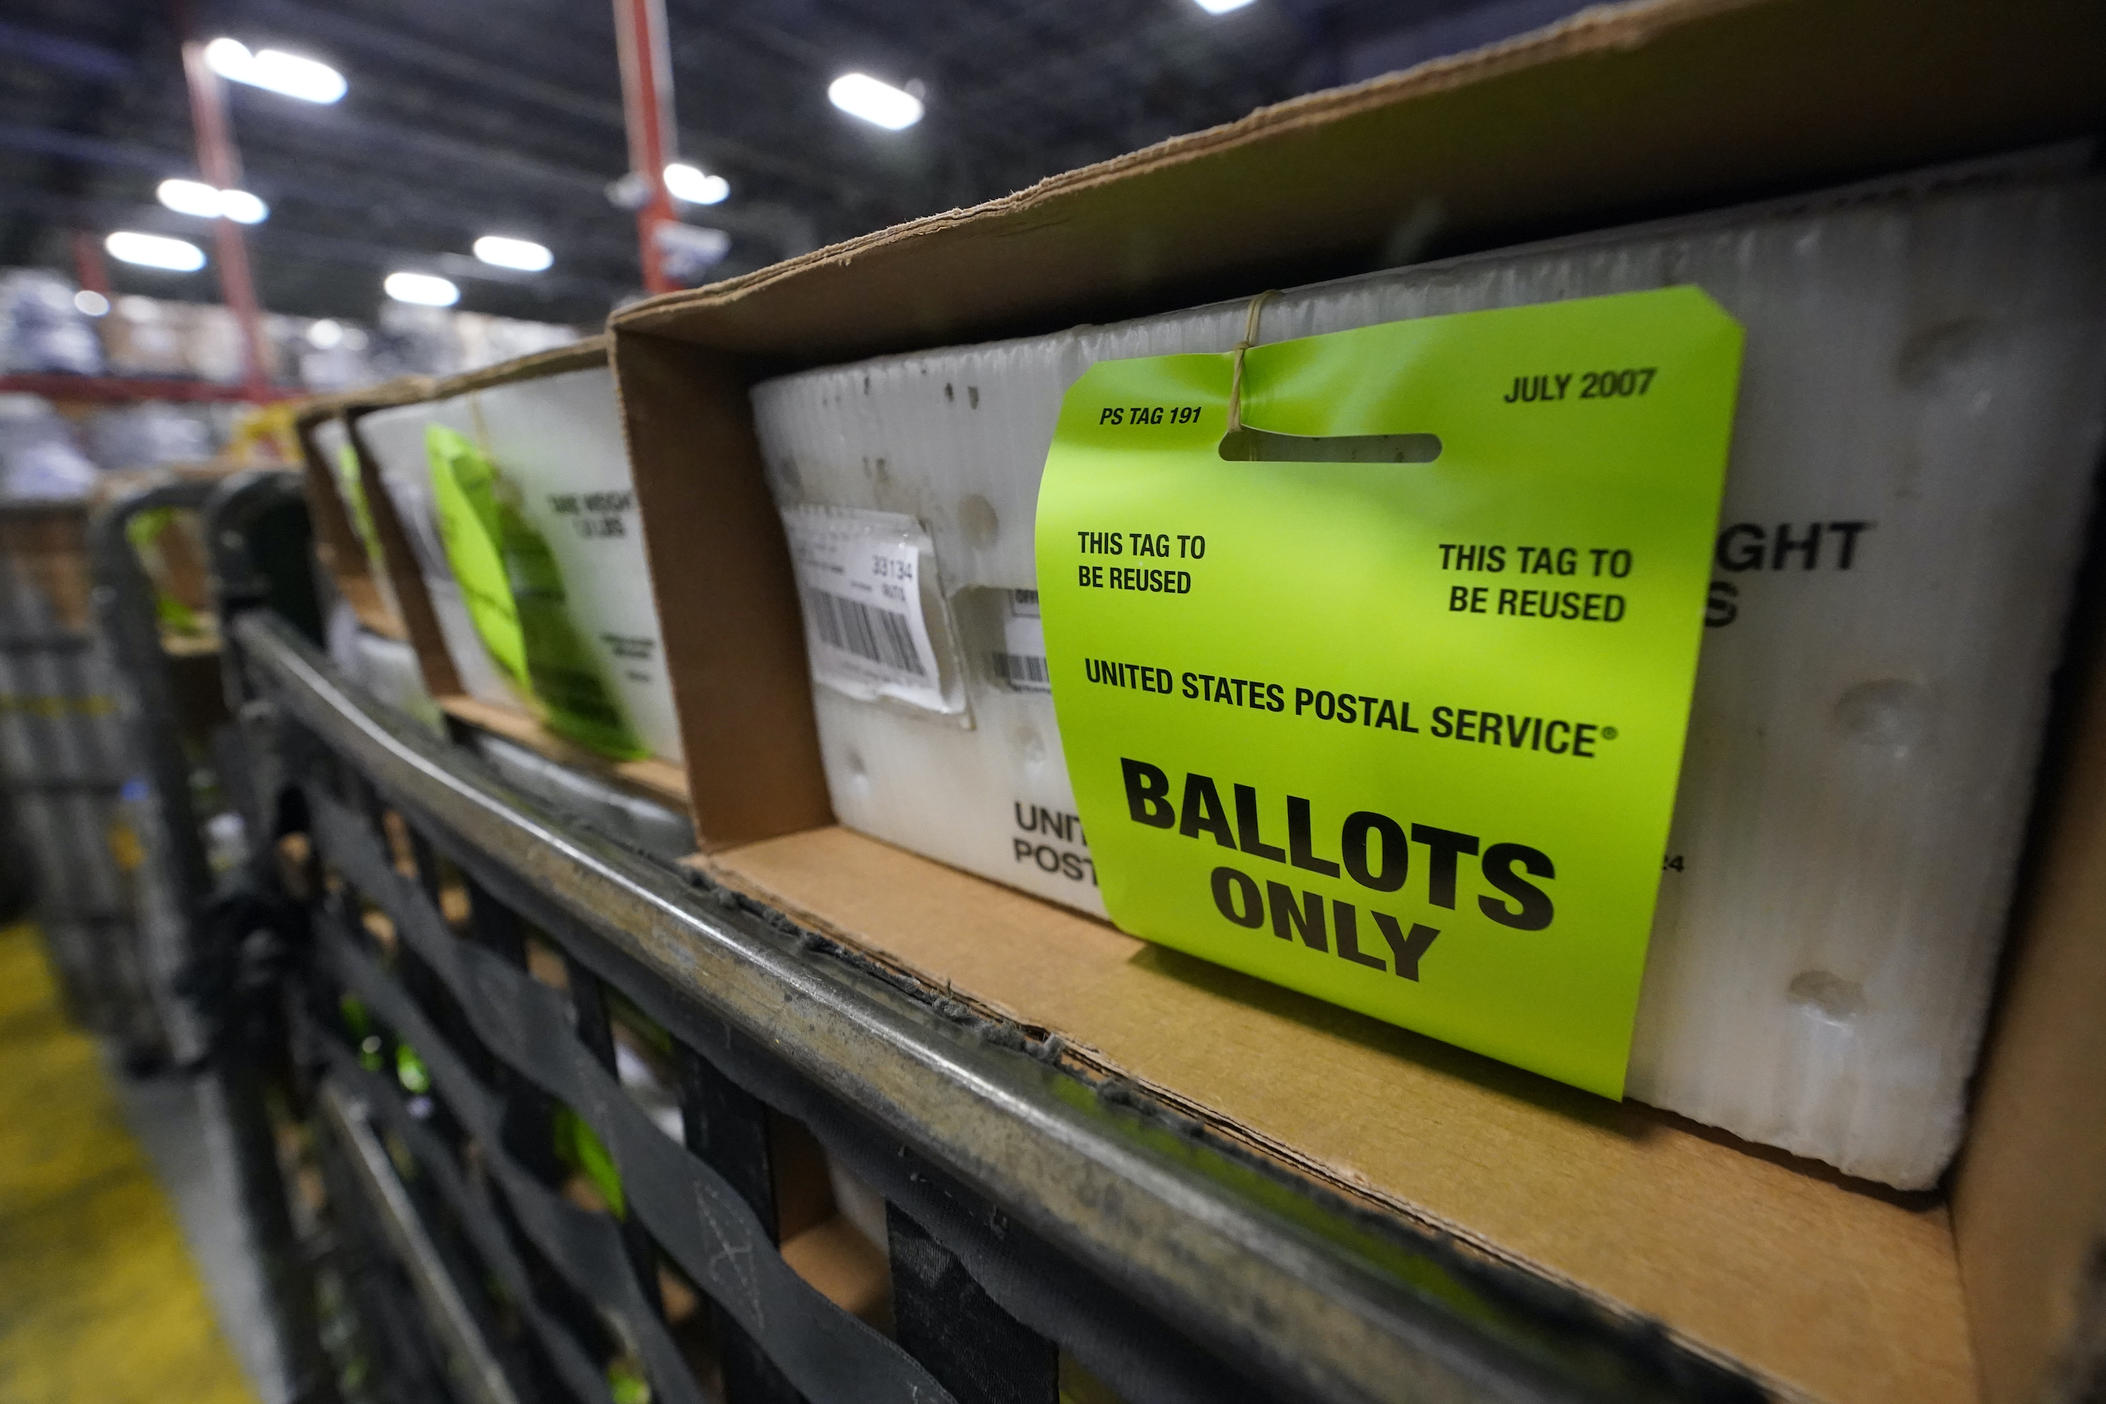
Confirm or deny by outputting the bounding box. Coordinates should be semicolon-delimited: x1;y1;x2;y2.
295;381;430;640
597;1;2106;1398
347;342;691;810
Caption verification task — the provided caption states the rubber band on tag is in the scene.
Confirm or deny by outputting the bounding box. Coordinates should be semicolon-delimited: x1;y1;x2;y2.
1218;288;1442;464
468;392;494;463
1223;289;1280;437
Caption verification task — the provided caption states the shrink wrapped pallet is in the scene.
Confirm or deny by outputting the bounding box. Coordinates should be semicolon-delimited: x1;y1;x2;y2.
749;167;2106;1186
361;363;683;763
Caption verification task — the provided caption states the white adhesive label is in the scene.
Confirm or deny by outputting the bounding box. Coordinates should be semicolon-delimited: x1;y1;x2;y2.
993;589;1051;692
783;507;957;714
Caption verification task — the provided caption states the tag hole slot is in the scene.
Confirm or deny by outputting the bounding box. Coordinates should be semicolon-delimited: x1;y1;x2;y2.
1218;428;1443;464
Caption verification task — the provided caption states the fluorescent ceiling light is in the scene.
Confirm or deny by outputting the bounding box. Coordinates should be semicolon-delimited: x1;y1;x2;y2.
473;235;553;271
662;163;729;205
156;177;221;218
156;177;268;224
383;271;458;307
105;231;206;272
72;291;109;317
828;73;922;130
1191;0;1257;11
203;38;346;104
218;188;268;223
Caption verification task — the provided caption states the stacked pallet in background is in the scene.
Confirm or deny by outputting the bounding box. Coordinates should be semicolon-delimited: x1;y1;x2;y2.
0;502;154;1049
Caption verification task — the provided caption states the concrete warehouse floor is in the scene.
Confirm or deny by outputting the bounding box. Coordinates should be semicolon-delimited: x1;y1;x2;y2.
0;921;260;1403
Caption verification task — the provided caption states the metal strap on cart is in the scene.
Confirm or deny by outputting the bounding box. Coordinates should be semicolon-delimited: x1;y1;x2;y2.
186;477;1758;1403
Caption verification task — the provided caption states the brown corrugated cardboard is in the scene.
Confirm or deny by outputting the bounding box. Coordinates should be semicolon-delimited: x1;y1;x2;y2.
699;829;1973;1404
1955;596;2106;1403
341;340;744;817
335;349;616;696
594;0;2106;1396
347;392;461;695
296;380;429;639
605;336;830;845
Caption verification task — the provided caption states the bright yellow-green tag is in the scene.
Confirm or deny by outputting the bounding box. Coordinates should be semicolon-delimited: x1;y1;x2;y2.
426;425;646;760
334;442;386;575
124;506;202;634
429;425;531;690
1035;288;1741;1096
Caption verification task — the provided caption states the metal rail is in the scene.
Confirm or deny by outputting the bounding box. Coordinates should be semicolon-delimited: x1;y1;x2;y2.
224;602;1756;1404
317;1084;525;1404
90;477;221;946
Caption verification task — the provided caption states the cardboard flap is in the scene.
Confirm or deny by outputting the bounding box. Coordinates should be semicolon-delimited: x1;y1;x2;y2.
703;826;1973;1404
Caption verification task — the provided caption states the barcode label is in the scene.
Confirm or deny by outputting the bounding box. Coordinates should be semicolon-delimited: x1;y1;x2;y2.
991;649;1050;690
996;598;1051;692
781;506;958;714
808;588;925;676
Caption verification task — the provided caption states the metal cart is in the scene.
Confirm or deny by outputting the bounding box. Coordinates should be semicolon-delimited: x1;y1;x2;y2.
136;473;1757;1404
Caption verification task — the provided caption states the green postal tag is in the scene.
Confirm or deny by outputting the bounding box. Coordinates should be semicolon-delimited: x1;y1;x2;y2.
1035;288;1742;1096
426;425;647;761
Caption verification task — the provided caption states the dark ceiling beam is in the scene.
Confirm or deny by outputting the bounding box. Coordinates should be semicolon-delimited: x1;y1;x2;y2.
224;90;612;196
223;0;623;127
689;11;1054;203
0;118;634;268
0;182;627;313
0;118;770;307
216;0;895;225
2;101;791;274
0;120;175;175
209;89;815;255
0;20;137;84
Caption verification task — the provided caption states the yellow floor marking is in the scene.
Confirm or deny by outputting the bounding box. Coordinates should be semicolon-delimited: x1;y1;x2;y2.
0;923;258;1403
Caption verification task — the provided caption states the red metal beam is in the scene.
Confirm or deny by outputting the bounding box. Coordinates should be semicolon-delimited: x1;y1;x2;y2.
70;231;110;298
173;11;272;402
0;373;297;404
612;0;678;294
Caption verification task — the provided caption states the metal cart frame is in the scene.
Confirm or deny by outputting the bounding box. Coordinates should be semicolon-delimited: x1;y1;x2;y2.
156;477;1758;1404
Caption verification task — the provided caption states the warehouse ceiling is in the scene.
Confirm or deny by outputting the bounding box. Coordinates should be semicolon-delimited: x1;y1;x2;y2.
0;0;1584;327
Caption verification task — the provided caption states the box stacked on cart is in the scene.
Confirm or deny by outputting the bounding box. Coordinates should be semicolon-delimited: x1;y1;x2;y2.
347;341;687;778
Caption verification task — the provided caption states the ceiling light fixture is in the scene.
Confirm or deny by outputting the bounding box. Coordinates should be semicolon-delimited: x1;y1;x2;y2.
73;291;110;317
156;178;221;218
827;73;923;130
156;177;268;224
1191;0;1258;11
203;38;347;104
105;231;207;272
383;271;459;307
473;235;554;271
218;188;268;223
662;163;729;205
307;318;345;349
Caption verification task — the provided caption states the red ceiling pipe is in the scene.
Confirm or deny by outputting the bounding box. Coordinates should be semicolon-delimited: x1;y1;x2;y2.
173;4;272;401
613;0;679;295
71;231;110;298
